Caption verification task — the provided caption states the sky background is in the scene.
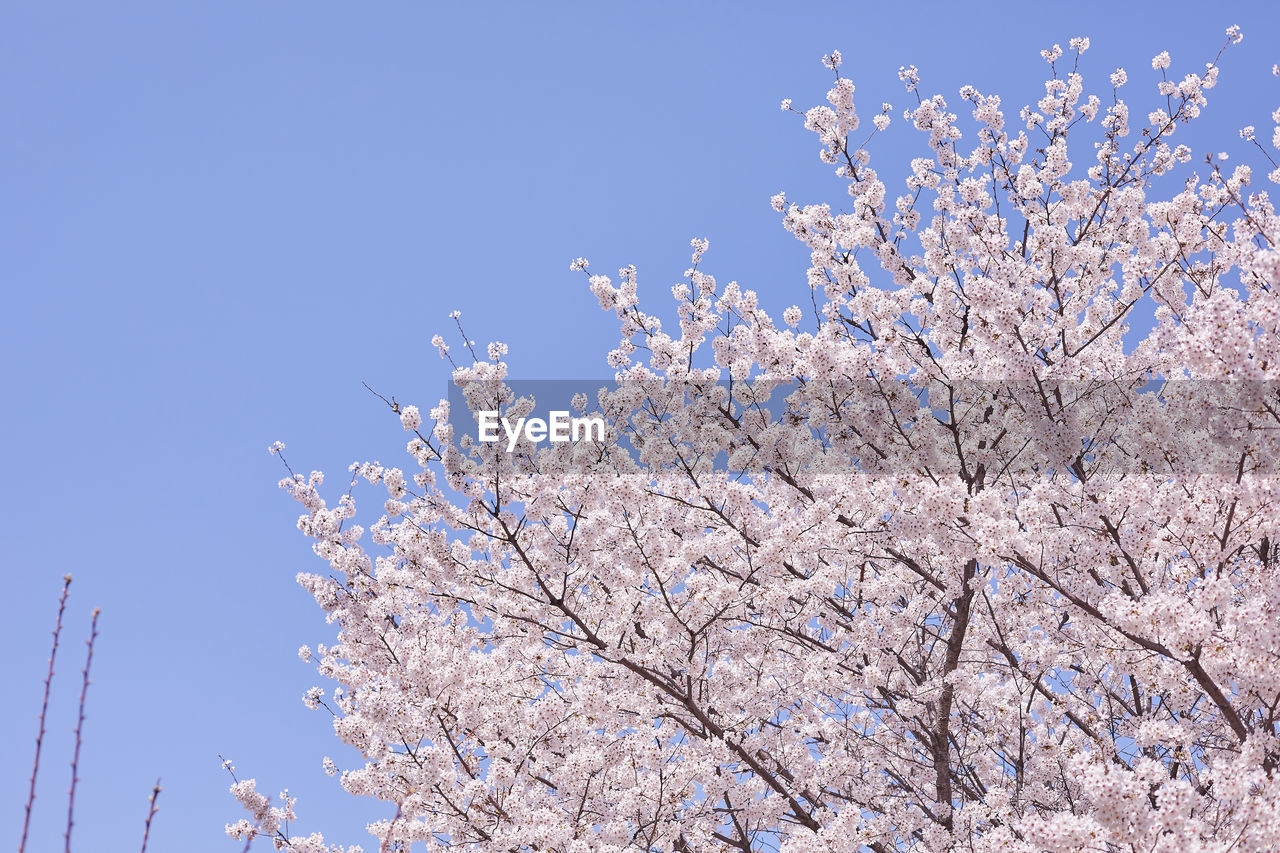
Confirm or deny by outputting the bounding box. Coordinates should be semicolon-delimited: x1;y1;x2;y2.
2;2;1276;850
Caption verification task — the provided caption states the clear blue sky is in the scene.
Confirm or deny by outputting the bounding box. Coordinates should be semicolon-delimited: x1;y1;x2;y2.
2;2;1275;850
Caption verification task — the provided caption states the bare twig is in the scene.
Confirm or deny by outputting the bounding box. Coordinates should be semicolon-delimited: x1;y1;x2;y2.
65;607;100;853
19;574;72;853
139;779;162;853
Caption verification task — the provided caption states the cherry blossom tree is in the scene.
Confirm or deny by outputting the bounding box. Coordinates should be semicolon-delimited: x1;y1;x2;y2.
233;28;1280;852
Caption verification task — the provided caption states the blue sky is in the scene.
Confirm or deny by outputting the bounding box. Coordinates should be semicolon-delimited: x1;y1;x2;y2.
2;2;1276;850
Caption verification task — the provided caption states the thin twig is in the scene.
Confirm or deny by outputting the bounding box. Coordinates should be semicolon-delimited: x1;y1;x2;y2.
65;607;100;853
20;574;72;853
139;779;162;853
